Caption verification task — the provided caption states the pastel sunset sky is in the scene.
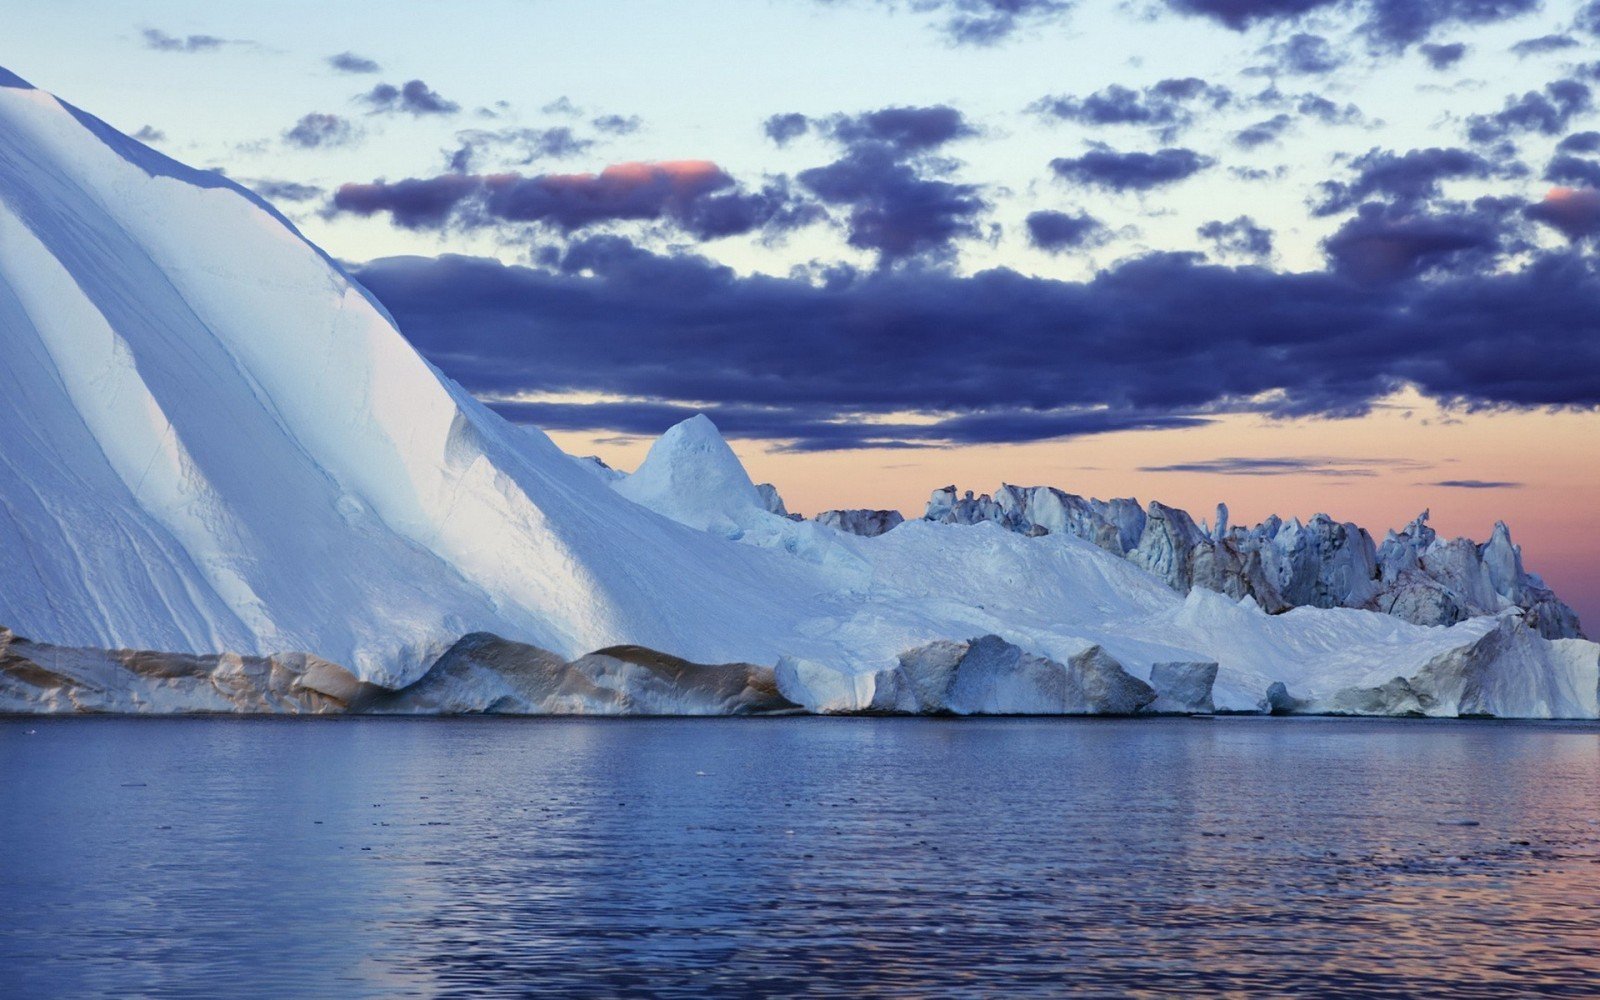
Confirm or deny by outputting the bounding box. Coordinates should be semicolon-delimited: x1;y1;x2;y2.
10;0;1600;623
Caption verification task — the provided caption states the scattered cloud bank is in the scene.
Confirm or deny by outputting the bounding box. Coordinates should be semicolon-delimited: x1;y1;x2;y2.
354;239;1600;450
360;79;460;116
196;0;1600;449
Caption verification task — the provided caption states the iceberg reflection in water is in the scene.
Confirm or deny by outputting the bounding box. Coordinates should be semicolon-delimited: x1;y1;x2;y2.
3;716;1599;996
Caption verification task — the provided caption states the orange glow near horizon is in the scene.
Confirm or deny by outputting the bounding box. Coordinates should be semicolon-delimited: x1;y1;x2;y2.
547;393;1600;628
534;160;727;192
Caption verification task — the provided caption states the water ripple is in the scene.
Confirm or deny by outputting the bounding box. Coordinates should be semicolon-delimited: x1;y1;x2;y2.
2;716;1598;997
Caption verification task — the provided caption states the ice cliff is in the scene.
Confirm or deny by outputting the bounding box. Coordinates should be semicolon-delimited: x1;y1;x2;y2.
0;627;798;716
924;487;1583;639
0;627;1204;717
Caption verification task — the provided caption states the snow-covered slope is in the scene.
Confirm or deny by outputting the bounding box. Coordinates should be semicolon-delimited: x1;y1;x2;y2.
1;67;1595;717
0;68;827;686
613;414;764;533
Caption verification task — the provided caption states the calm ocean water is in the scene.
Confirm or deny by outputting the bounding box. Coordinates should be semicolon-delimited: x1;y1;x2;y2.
2;716;1598;997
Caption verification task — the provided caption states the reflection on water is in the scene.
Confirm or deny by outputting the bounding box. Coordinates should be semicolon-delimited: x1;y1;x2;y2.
2;717;1599;997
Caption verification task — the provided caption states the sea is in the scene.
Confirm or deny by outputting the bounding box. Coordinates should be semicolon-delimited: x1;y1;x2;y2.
3;715;1598;997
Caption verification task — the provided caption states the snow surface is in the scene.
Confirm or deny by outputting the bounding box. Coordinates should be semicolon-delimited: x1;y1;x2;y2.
1;68;1596;716
613;414;765;534
0;72;823;686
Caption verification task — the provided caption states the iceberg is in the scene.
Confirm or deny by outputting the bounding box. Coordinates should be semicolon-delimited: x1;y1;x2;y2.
0;66;1595;719
0;66;829;686
922;487;1584;639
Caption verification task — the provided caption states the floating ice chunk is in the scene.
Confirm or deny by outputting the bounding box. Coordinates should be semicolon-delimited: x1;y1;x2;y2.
1148;661;1219;714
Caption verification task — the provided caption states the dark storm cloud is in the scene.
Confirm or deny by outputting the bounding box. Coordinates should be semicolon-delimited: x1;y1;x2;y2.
592;114;642;136
1138;456;1400;477
1558;131;1600;153
1198;216;1274;259
1290;91;1364;124
348;237;1600;449
1419;41;1467;68
247;179;324;203
141;28;233;53
1321;201;1503;283
1581;0;1600;34
333;174;481;228
1049;146;1213;191
283;112;359;149
1314;146;1513;215
332;162;819;240
822;105;977;152
360;79;461;116
1026;210;1107;252
489;399;873;445
447;127;595;172
1547;132;1600;187
1526;187;1600;240
1031;78;1234;139
786;105;989;264
328;52;381;73
336;103;987;262
491;398;1200;451
1253;33;1347;75
1161;0;1338;31
764;113;811;145
1509;34;1580;57
1545;154;1600;189
941;0;1074;43
822;0;1074;45
1426;478;1523;488
1361;0;1539;51
1465;80;1593;144
1234;114;1293;148
796;145;987;262
1162;0;1539;51
1248;86;1364;126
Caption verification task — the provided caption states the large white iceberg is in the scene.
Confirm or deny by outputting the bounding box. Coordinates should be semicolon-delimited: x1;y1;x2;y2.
0;67;826;687
0;67;1595;719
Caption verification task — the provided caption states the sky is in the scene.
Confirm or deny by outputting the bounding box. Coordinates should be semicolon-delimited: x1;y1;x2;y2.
7;0;1600;624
